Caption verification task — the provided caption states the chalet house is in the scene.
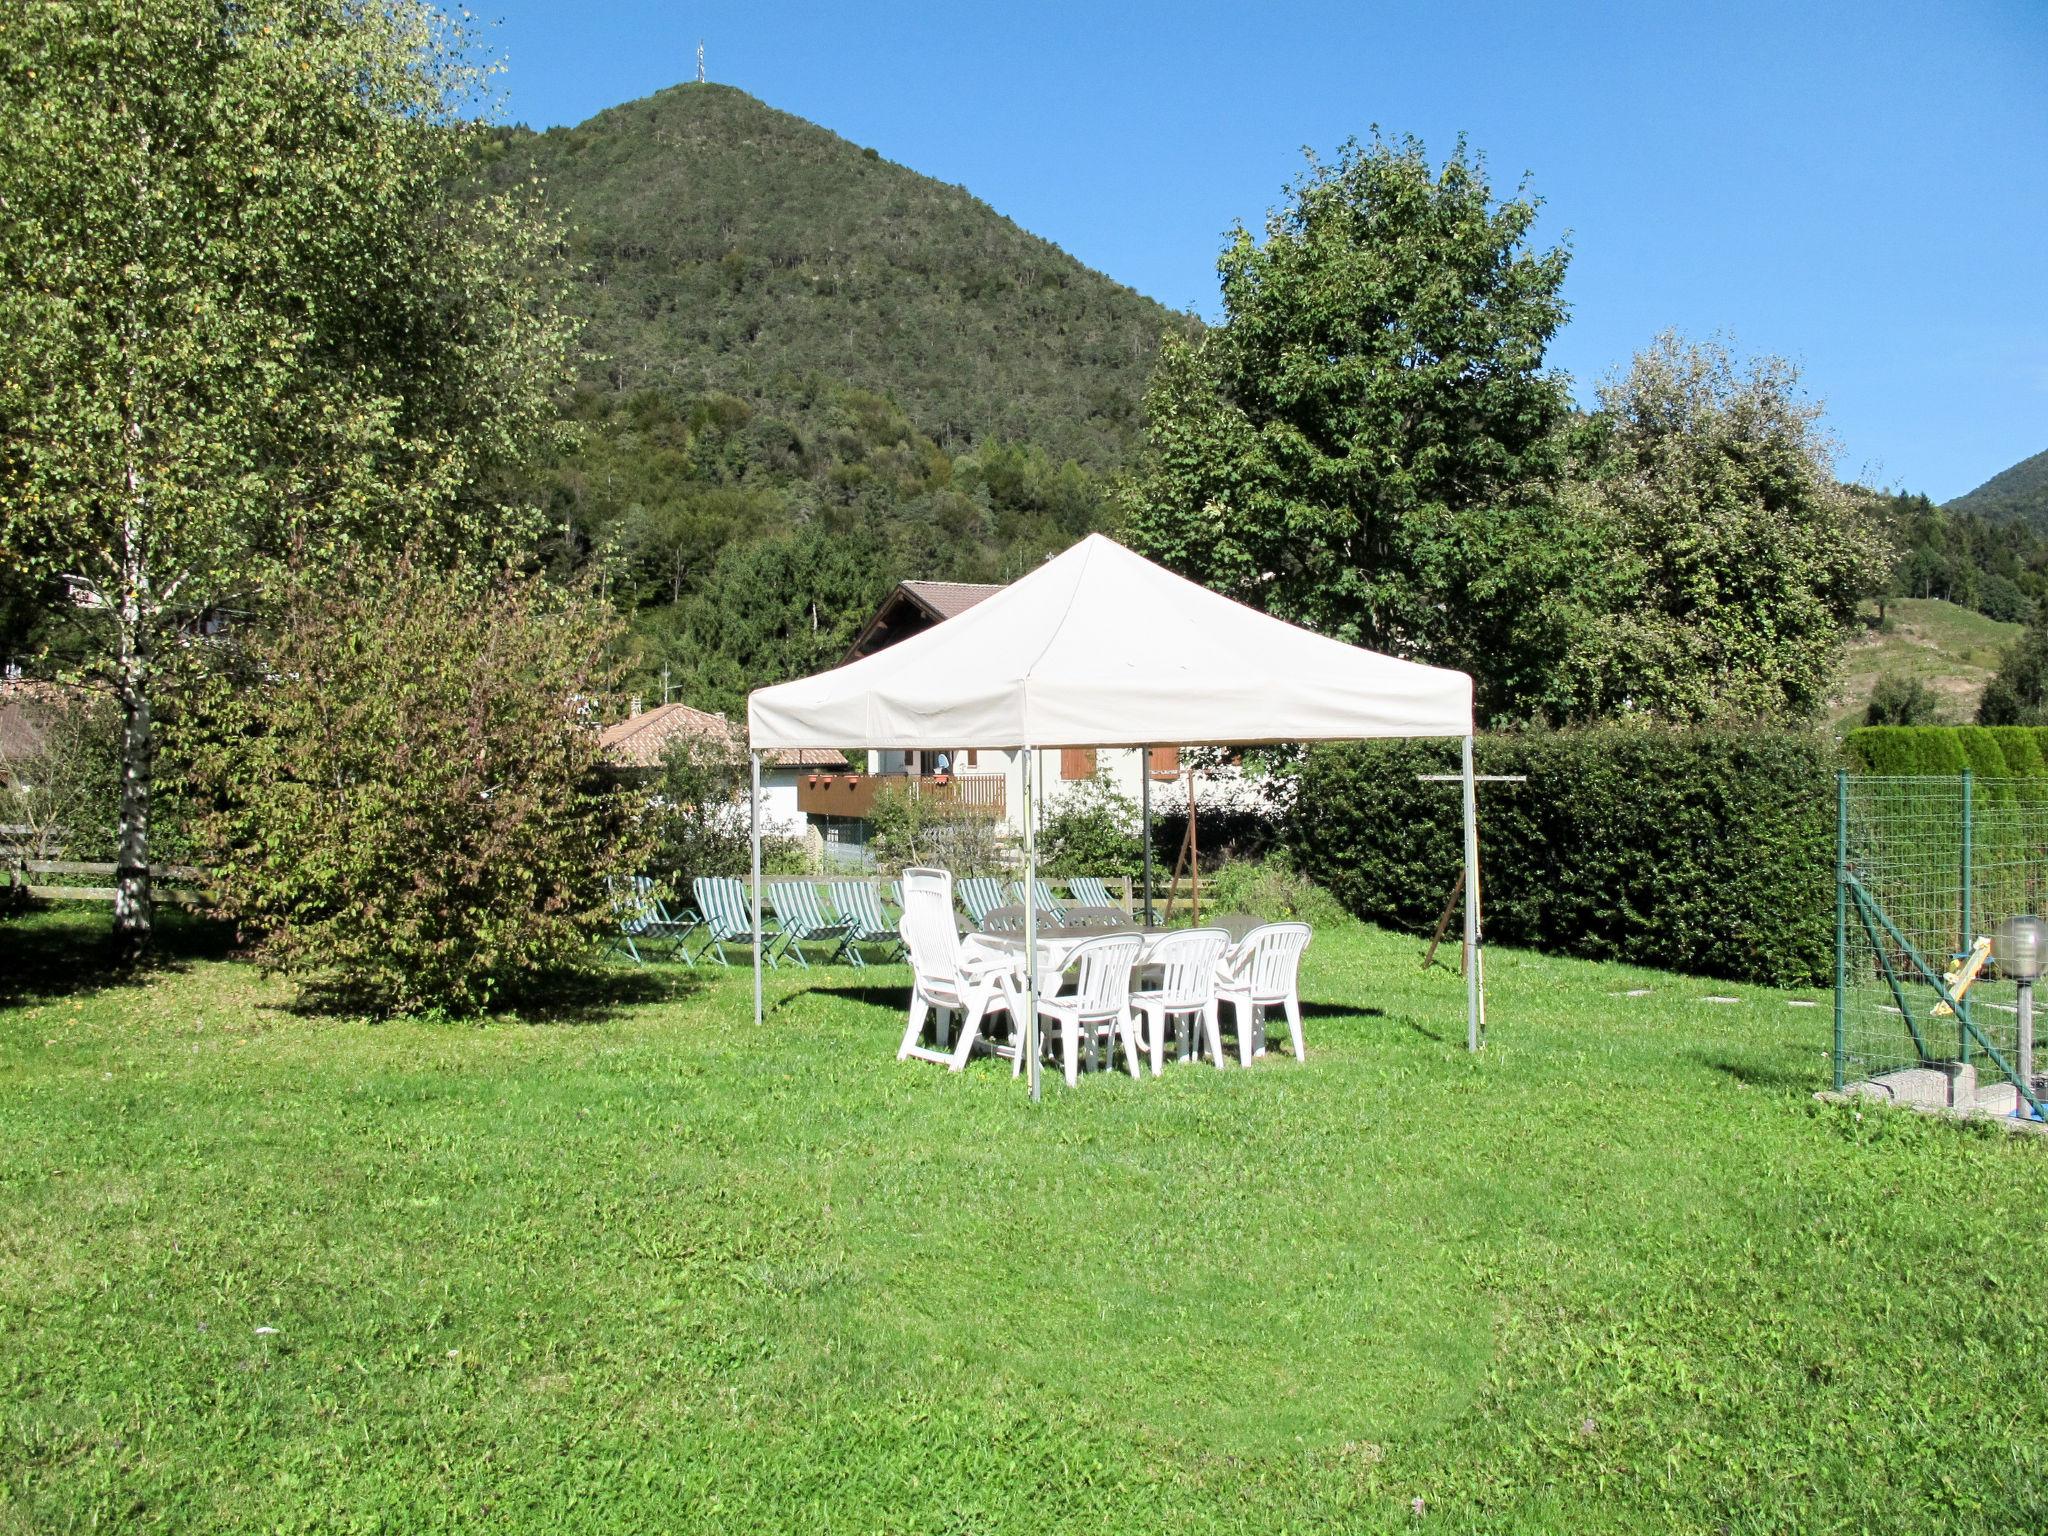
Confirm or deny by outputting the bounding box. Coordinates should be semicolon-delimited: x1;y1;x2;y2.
598;699;847;859
795;579;1182;864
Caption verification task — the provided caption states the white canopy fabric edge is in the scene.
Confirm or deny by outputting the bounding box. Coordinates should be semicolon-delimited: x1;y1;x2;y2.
746;533;1473;751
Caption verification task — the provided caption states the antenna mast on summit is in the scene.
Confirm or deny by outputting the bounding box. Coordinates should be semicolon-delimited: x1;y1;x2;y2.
696;40;705;83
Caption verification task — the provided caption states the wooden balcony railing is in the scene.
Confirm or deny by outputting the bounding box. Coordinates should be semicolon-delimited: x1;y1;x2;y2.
796;771;1005;820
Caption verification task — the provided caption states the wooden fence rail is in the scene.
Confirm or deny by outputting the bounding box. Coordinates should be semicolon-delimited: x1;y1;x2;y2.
5;858;206;907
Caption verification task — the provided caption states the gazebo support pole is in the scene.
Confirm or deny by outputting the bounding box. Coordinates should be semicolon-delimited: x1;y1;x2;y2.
1023;745;1041;1102
751;749;764;1027
1141;746;1153;922
1461;733;1482;1052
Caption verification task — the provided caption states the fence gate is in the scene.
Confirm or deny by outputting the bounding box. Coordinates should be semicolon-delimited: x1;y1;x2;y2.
1835;771;2046;1120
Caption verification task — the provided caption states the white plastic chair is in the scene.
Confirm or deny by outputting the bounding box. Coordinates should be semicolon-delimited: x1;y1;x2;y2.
1016;931;1144;1087
1129;928;1229;1075
896;867;1019;1070
1212;922;1312;1066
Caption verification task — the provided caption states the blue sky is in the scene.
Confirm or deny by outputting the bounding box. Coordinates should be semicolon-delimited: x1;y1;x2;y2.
477;0;2046;501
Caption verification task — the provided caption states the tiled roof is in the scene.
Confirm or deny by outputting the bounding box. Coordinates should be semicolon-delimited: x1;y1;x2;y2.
598;701;849;771
599;702;738;768
900;579;1003;621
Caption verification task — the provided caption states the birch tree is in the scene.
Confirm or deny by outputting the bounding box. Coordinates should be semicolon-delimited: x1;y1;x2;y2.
0;0;575;954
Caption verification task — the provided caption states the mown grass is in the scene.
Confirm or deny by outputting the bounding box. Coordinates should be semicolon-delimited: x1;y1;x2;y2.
2;905;2043;1533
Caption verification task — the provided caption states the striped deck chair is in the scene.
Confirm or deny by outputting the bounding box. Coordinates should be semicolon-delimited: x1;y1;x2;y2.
606;875;700;965
1067;876;1115;908
830;880;904;966
956;876;1010;927
693;876;783;967
768;880;851;968
1015;878;1069;926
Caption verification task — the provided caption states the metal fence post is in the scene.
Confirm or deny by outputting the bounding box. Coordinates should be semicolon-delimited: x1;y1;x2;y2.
1960;768;1973;1064
1834;769;1848;1092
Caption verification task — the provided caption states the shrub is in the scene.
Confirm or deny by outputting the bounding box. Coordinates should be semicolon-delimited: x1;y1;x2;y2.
867;779;1008;875
643;732;806;883
1197;852;1350;928
178;555;644;1015
0;688;123;860
1864;673;1938;726
1842;726;1968;775
1289;729;1836;986
1040;772;1143;879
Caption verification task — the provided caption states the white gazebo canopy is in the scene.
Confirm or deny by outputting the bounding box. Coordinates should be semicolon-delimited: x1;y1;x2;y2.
744;533;1483;1096
749;533;1472;750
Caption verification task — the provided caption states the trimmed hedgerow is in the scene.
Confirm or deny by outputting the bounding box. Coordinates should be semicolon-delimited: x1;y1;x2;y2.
1288;729;1836;987
1842;726;1969;776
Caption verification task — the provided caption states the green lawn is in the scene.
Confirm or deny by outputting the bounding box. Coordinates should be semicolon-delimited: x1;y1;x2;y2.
2;908;2043;1533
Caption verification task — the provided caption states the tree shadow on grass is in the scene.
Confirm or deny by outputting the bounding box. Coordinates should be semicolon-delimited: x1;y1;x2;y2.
776;982;908;1018
0;903;236;1010
1695;1052;1812;1093
283;961;710;1028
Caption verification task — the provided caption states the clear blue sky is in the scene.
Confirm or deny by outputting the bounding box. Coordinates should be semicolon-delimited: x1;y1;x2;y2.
478;0;2045;501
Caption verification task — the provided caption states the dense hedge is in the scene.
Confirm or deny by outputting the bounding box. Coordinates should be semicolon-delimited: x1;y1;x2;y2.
1289;730;1836;987
1841;724;2048;780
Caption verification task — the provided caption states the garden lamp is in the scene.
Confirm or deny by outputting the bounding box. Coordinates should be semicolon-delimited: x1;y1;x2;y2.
1993;915;2046;1119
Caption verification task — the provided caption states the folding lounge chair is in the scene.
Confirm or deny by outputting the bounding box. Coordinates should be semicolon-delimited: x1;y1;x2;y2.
768;880;852;968
606;875;700;965
956;876;1010;927
1012;879;1069;926
693;876;785;967
830;880;905;965
1066;876;1116;908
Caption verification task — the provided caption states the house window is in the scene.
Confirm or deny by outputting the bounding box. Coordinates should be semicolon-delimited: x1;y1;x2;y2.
1148;746;1180;778
1060;748;1096;780
964;749;977;768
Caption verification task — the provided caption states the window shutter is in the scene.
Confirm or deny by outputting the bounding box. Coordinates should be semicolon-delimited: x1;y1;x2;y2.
1060;747;1097;780
1148;746;1180;778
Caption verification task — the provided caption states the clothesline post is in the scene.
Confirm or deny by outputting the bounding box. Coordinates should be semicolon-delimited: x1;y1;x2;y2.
1460;734;1482;1052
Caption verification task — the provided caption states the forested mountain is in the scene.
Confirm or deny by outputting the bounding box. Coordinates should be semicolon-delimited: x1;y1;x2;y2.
486;83;1183;467
475;83;1192;711
1946;447;2048;530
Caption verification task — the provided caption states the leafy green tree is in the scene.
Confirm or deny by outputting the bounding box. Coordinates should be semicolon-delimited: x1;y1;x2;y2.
177;555;638;1016
1118;132;1575;712
1560;336;1891;722
1978;616;2048;725
1041;773;1144;880
0;0;575;954
1865;674;1939;726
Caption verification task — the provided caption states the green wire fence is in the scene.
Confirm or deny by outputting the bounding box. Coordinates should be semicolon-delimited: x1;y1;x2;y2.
1835;771;2047;1118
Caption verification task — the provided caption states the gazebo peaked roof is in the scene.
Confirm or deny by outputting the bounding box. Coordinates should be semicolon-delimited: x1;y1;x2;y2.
748;533;1472;751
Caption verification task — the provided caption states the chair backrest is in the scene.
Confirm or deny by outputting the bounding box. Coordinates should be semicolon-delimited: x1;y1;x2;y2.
979;903;1031;934
1068;876;1113;907
1230;922;1312;1000
1026;879;1068;922
693;876;750;940
610;875;654;936
1060;933;1144;1018
956;876;1008;923
1062;904;1134;930
1144;927;1230;1007
830;880;888;933
883;880;903;913
768;879;826;931
899;867;965;979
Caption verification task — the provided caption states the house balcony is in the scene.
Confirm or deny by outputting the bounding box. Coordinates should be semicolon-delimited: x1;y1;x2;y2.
796;771;1005;820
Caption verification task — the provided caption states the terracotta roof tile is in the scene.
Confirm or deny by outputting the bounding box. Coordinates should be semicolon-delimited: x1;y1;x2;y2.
599;702;849;771
900;580;1003;621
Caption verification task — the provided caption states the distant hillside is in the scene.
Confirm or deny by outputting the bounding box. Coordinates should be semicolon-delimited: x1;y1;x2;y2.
486;83;1187;470
1831;597;2023;730
1946;447;2048;529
